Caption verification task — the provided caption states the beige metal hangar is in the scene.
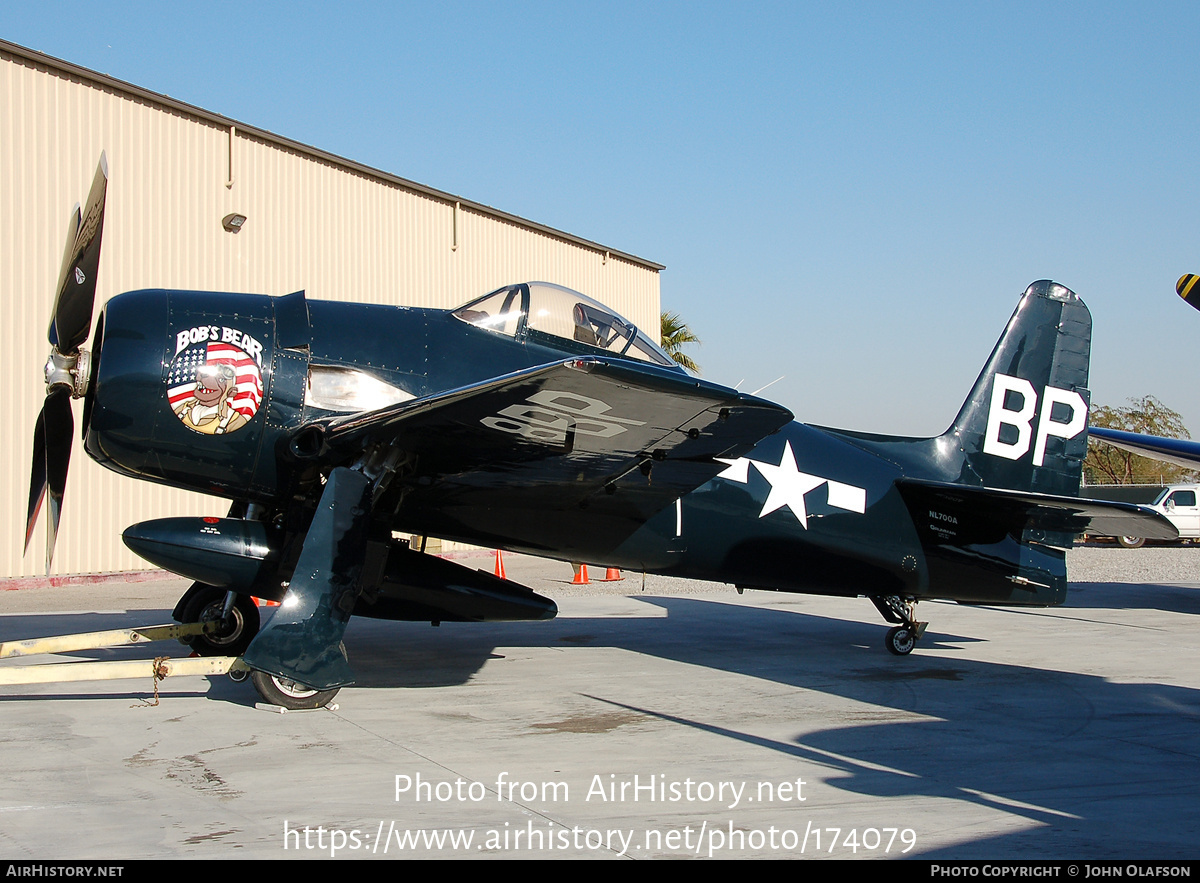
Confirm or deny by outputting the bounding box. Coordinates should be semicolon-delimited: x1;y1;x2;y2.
0;39;664;579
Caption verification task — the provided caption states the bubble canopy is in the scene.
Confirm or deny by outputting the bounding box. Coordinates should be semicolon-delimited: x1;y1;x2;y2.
452;282;678;369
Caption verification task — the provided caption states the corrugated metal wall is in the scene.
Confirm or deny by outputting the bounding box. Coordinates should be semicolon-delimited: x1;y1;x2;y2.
0;44;661;578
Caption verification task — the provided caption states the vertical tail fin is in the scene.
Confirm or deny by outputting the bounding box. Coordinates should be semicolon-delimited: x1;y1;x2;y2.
945;280;1091;495
814;280;1093;602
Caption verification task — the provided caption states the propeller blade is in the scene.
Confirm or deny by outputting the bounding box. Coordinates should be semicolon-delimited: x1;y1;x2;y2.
42;387;74;570
48;203;81;349
24;406;48;556
51;154;107;354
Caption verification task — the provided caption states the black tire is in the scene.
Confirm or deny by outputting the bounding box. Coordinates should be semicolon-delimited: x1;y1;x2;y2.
1118;536;1146;549
250;670;340;710
885;625;916;656
180;586;260;657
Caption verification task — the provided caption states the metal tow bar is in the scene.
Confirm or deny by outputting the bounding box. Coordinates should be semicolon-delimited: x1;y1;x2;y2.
0;621;249;686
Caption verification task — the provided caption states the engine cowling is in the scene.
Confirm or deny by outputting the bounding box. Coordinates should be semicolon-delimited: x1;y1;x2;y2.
84;289;309;501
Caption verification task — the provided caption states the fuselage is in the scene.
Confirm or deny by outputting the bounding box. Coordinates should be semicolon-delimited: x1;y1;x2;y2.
85;288;615;499
612;422;922;597
85;286;1071;612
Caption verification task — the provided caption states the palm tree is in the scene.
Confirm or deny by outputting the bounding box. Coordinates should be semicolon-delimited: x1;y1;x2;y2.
660;311;700;373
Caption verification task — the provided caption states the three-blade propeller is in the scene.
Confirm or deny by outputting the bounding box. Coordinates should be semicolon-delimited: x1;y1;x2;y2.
25;154;108;570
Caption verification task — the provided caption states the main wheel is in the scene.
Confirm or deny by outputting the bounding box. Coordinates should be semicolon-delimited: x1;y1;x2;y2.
180;587;260;657
885;625;916;656
1118;536;1146;549
250;670;340;710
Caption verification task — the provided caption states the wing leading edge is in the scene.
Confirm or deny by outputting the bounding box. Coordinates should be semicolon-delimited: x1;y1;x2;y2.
1089;426;1200;472
295;357;794;557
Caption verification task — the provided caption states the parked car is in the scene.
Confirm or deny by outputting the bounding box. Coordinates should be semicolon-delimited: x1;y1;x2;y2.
1095;484;1200;548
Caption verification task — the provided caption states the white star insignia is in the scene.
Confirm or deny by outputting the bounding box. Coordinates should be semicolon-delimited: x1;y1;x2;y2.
716;441;866;529
714;456;751;483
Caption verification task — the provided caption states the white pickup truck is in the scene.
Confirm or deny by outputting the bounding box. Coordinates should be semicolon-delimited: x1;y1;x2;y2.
1103;484;1200;548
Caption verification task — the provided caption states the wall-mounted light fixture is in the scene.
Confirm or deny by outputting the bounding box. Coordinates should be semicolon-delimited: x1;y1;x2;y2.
222;212;247;233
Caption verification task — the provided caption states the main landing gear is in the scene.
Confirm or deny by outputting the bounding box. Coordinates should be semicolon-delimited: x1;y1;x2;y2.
870;595;927;656
174;582;340;709
176;583;260;658
249;671;341;710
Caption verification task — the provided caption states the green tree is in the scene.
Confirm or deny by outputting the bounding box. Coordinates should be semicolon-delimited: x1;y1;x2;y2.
1085;395;1198;485
660;311;700;373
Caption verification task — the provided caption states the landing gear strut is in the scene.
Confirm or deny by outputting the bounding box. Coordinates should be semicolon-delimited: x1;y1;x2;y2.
870;595;927;656
174;583;338;709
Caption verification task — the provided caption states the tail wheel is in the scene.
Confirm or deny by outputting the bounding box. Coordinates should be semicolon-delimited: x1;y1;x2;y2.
1118;536;1145;549
180;587;260;657
885;626;916;656
871;595;926;656
250;670;339;710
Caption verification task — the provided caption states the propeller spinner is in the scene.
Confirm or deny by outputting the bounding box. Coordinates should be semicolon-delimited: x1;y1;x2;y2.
25;154;108;570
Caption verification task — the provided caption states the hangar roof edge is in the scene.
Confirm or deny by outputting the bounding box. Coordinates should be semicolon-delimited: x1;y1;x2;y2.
0;38;666;273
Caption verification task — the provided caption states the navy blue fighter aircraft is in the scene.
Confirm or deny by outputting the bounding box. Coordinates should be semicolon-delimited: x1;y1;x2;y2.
26;157;1175;708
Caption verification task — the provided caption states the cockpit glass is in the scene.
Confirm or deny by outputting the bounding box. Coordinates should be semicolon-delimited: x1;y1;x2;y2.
526;282;676;367
453;282;677;369
451;285;526;337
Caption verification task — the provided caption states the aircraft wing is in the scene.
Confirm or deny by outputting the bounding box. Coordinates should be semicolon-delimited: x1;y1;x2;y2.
1089;427;1200;472
299;357;794;557
897;478;1178;542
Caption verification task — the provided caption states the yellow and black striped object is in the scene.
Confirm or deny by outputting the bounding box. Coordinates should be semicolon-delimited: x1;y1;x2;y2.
1177;273;1200;311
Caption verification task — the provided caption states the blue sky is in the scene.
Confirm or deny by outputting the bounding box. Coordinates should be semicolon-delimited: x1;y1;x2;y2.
6;2;1200;436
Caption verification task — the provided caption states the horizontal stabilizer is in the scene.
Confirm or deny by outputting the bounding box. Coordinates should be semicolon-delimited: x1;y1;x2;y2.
897;478;1178;543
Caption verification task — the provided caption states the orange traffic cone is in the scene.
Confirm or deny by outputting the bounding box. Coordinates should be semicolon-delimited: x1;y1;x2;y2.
254;596;280;607
571;563;590;585
494;549;506;579
600;567;623;581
